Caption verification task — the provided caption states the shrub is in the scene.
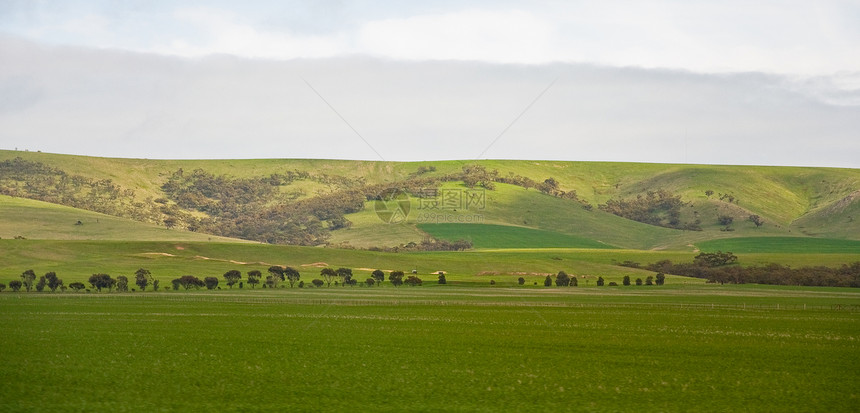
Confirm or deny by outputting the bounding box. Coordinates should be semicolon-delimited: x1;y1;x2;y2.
35;276;46;292
68;282;85;292
389;271;404;287
635;278;643;286
655;273;665;285
622;275;631;286
544;275;552;287
9;280;22;291
404;275;423;286
365;278;375;287
596;277;605;286
608;281;618;286
570;277;578;287
645;276;653;285
311;279;324;288
489;280;495;285
438;274;447;284
517;277;525;285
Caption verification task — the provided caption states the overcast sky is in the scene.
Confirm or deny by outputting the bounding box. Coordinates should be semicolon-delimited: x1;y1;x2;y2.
1;0;859;167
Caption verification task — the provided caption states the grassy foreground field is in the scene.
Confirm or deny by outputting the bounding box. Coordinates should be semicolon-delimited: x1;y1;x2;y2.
2;286;858;412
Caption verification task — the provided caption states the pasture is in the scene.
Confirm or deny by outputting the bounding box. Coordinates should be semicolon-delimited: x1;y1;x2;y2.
1;286;858;412
417;223;616;249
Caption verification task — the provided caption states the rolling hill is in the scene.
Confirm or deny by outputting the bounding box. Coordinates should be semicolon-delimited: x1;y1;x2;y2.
1;149;859;252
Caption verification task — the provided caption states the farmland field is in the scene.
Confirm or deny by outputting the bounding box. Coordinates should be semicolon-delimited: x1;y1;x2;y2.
1;286;858;412
696;236;860;254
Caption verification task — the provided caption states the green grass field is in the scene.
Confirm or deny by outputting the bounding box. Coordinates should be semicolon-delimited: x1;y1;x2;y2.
418;223;617;249
2;287;858;412
696;236;860;254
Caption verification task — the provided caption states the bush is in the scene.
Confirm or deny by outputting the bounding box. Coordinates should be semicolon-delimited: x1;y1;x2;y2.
68;282;85;292
517;277;525;285
596;277;605;286
438;274;447;284
311;279;324;288
365;278;375;287
608;281;618;286
116;276;129;292
645;276;653;285
544;275;552;287
9;280;22;291
655;273;665;285
489;280;495;285
404;275;423;286
635;278;643;286
622;275;631;286
570;277;578;287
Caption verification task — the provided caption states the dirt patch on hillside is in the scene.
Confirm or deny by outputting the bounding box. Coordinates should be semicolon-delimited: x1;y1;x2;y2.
302;262;329;268
140;252;176;257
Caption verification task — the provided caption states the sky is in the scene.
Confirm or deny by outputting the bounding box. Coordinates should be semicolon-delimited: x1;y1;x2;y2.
1;0;859;167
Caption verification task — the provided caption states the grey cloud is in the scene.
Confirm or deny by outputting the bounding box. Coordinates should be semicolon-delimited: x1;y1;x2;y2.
0;35;857;168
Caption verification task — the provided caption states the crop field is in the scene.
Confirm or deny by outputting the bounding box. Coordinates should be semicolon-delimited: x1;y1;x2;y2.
1;286;858;412
696;236;860;254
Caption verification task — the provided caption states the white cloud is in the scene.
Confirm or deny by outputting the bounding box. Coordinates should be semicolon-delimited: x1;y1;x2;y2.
357;9;554;63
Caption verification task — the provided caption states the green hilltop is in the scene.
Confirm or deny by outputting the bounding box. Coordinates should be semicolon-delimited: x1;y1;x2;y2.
1;149;859;252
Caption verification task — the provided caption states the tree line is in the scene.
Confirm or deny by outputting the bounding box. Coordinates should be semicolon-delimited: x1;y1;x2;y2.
623;251;860;288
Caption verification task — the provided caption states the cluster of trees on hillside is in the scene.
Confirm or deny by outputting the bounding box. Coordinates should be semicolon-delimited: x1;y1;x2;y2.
599;189;701;230
628;252;860;287
0;157;162;223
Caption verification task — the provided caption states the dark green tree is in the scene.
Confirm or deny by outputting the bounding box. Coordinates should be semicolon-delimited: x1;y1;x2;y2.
570;276;578;287
655;273;665;285
311;279;324;287
336;268;353;286
21;269;36;292
247;270;262;288
268;266;285;287
88;273;116;292
178;275;204;290
404;275;423;286
622;275;631;286
35;276;46;292
68;282;85;292
116;276;129;292
45;272;62;292
372;269;385;286
518;277;525;285
645;276;653;285
9;280;22;292
597;276;605;286
204;276;219;290
389;271;404;287
223;270;242;288
365;278;375;287
284;267;301;288
134;268;152;291
544;275;552;287
635;278;643;286
320;268;337;287
748;214;764;227
437;273;447;284
555;271;571;286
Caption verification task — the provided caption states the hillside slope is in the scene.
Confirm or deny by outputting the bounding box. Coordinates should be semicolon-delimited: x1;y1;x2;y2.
1;150;858;249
